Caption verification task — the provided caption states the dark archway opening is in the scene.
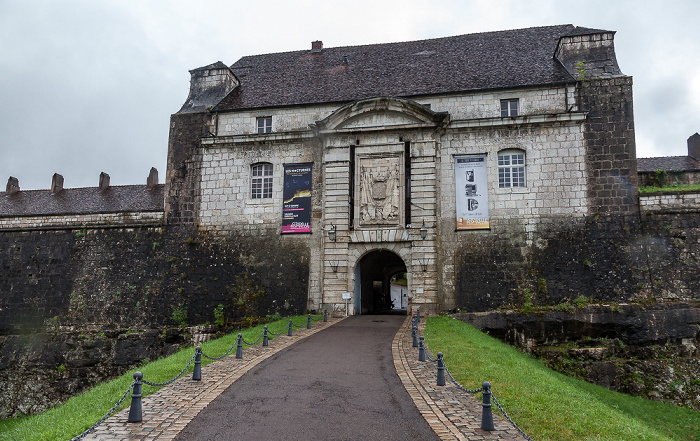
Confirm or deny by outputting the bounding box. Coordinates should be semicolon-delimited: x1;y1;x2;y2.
355;249;407;315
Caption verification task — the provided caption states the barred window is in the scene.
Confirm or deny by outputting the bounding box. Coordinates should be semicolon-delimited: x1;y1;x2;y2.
500;99;519;117
251;163;273;198
257;117;272;134
498;150;526;188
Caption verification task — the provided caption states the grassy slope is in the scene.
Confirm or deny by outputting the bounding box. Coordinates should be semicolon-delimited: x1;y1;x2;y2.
424;316;699;441
638;183;700;193
0;316;310;441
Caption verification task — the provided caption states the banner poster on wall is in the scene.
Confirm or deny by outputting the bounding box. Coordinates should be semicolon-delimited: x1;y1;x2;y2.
281;163;312;234
455;155;490;230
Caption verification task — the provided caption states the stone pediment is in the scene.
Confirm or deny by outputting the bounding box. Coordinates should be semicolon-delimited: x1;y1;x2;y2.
340;111;422;129
312;97;449;132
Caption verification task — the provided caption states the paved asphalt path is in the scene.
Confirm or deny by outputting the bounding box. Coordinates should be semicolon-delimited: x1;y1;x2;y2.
173;315;440;440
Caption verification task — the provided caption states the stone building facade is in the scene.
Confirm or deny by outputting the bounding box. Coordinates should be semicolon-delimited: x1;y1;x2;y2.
165;25;638;315
5;25;700;418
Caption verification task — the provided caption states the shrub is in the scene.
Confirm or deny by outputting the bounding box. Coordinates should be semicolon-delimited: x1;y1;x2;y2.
214;304;225;326
171;303;188;327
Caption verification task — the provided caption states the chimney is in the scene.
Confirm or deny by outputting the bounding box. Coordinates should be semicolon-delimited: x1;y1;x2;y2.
99;172;110;191
51;173;64;194
147;167;158;189
311;40;323;52
5;177;19;195
688;133;700;161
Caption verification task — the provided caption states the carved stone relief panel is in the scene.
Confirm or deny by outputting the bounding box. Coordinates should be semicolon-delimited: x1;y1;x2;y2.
356;154;403;227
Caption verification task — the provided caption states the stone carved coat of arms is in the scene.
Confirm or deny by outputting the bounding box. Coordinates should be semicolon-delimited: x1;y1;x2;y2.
357;156;402;226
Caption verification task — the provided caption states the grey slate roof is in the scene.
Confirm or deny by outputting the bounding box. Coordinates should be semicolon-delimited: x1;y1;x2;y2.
637;156;700;173
215;25;607;111
0;185;164;217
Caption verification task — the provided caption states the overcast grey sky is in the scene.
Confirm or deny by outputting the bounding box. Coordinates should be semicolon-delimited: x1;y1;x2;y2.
1;0;698;190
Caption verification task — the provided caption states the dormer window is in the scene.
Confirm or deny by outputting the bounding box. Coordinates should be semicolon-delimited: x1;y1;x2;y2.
257;117;272;134
500;99;519;117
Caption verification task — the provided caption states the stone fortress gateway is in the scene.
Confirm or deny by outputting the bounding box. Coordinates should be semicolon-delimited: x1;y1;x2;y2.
167;25;637;315
4;25;700;418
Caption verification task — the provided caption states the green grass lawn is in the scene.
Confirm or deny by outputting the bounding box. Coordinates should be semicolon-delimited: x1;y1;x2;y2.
424;316;699;441
0;315;313;441
639;183;700;194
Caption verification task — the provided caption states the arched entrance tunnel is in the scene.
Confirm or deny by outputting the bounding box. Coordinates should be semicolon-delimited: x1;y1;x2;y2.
354;249;408;314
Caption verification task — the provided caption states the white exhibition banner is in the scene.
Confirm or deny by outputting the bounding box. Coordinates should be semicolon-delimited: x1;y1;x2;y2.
455;155;490;230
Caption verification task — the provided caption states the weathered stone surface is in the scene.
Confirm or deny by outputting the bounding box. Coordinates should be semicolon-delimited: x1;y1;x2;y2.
456;303;700;347
456;303;700;409
0;225;310;418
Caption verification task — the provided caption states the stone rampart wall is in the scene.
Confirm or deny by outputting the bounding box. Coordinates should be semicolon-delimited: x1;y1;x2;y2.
0;225;310;418
640;191;700;212
0;211;163;230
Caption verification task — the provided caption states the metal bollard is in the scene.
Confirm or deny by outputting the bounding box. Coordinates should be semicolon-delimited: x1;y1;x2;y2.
128;371;143;422
288;319;293;336
323;309;327;322
236;333;243;359
192;346;202;381
481;382;495;431
416;306;420;323
307;314;311;329
263;326;269;347
436;352;445;386
412;321;418;347
418;336;426;361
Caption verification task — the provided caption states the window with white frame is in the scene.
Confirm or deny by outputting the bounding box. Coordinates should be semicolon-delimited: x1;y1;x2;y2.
500;99;519;117
257;117;272;134
251;163;273;198
498;150;526;188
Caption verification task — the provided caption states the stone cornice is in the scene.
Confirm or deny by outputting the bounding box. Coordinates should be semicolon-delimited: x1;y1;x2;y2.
201;131;314;146
449;112;586;129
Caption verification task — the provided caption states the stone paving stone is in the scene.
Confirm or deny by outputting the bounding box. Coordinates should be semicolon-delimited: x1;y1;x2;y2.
78;315;530;441
80;317;340;441
393;316;528;440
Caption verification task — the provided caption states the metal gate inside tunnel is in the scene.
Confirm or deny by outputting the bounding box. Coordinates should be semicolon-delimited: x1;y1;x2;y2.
354;249;408;315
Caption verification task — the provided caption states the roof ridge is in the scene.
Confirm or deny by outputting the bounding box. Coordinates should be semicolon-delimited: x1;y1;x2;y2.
231;24;577;66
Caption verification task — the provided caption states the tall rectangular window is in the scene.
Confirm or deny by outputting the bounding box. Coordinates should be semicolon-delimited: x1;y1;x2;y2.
257;117;272;134
500;99;519;117
498;151;525;187
251;163;273;198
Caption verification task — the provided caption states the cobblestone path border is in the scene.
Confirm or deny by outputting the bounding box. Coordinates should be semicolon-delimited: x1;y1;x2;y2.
80;315;526;441
393;316;526;440
82;317;342;441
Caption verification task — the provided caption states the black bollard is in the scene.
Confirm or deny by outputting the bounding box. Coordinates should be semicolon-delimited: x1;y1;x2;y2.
416;306;420;323
236;333;243;359
288;319;293;336
418;336;426;361
412;321;418;347
263;326;269;347
481;382;495;431
128;371;143;422
192;346;202;381
436;352;445;386
307;314;311;329
323;309;327;322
